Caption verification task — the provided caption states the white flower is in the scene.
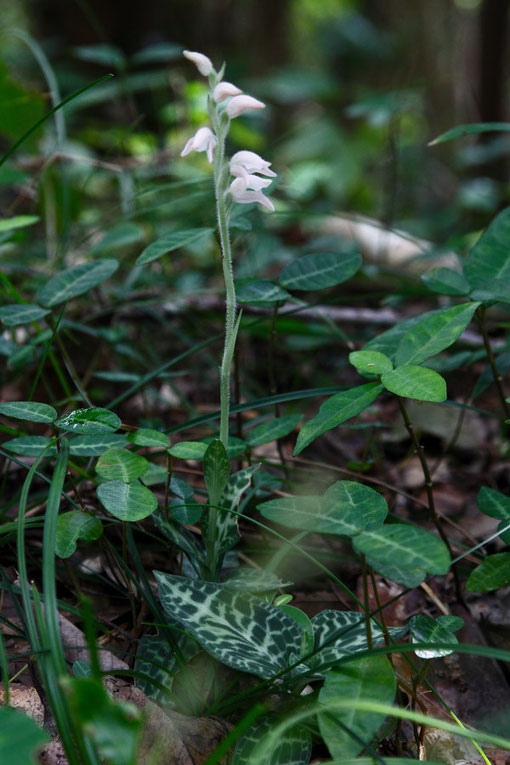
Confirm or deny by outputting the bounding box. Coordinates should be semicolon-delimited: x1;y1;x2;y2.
230;150;276;179
229;176;275;211
183;50;213;76
226;94;265;119
181;126;217;163
241;173;272;191
213;81;243;103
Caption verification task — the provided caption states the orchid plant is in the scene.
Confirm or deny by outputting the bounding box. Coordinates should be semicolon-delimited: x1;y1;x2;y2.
181;50;276;448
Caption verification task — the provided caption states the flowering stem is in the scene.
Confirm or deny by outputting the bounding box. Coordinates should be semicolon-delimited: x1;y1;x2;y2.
211;112;236;449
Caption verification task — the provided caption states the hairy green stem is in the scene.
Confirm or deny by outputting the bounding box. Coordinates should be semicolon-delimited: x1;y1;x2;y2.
211;114;236;448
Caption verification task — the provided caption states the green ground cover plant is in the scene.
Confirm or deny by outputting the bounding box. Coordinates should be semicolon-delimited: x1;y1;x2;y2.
1;36;510;765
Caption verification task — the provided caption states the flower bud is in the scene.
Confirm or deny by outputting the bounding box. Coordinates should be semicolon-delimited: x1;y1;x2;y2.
183;50;214;76
226;94;265;119
213;81;243;103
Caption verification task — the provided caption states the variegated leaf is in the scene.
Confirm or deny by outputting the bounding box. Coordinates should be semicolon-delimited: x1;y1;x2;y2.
154;574;302;677
135;632;198;707
201;464;259;572
308;610;406;673
152;510;205;571
234;717;312;765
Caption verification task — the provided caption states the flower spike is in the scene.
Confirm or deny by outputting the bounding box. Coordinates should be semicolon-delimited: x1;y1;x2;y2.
183;50;214;76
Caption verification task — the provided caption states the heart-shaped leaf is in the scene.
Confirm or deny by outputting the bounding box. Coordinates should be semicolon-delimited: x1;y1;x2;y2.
308;610;405;673
259;480;387;536
37;259;119;307
97;480;157;521
318;655;396;760
409;614;463;659
96;448;150;481
55;510;103;558
155;573;302;677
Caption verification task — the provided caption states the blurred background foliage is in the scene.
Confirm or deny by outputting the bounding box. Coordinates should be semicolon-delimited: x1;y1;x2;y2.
1;0;509;258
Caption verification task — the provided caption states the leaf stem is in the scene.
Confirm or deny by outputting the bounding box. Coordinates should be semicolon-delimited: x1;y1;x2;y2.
477;304;510;420
396;397;463;602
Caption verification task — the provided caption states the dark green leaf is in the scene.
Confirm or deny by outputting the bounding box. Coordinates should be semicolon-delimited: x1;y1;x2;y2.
464;207;510;291
318;655;396;759
409;614;460;659
0;400;56;423
96;448;150;481
294;383;383;455
127;428;170;447
353;525;450;586
395;303;480;367
37;259;119;307
136;228;213;266
97;480;158;521
203;439;230;508
247;414;301;447
168;441;207;460
279;250;361;291
55;510;103;558
259;480;387;536
63;677;142;765
421;268;471;296
0;706;48;765
56;407;121;435
237;280;291;304
466;553;510;592
381;366;447;402
2;436;56;456
90;223;143;253
430;122;510;145
349;350;393;375
477;486;510;519
234;718;311;765
0;304;50;326
68;434;128;456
